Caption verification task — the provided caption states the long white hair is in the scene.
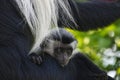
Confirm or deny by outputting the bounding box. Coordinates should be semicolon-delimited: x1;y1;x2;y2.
15;0;75;53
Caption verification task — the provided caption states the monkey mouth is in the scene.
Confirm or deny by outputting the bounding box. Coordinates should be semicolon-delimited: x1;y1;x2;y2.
61;64;66;67
60;61;69;67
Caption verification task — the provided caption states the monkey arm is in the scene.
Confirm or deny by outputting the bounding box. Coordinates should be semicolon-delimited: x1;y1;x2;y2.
72;53;114;80
0;0;116;80
59;0;120;31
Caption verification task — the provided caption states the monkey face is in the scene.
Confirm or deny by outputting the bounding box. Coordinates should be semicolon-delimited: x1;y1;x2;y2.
54;46;73;67
42;39;77;67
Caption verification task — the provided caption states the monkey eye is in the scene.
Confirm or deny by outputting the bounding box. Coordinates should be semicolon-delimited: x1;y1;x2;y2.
66;49;72;55
54;47;72;56
54;47;64;53
54;47;60;52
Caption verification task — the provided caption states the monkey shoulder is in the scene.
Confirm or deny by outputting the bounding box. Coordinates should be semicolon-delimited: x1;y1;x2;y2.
71;52;111;80
71;52;104;73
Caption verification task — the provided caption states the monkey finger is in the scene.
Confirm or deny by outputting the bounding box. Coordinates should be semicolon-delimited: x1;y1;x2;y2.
32;56;37;63
39;56;42;62
36;56;42;64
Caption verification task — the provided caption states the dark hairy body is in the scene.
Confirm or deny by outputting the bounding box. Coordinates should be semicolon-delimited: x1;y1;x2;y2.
0;0;120;80
30;28;78;67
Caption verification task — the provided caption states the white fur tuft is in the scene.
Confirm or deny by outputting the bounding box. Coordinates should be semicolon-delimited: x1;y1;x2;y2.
15;0;75;53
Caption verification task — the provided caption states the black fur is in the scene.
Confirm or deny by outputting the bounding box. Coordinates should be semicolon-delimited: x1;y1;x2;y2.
47;28;76;44
0;0;118;80
58;0;120;31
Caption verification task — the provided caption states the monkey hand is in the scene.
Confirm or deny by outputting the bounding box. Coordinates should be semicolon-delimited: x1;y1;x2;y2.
29;53;43;65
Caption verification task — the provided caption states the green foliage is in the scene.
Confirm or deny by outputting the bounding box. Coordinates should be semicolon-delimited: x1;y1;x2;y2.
66;19;120;79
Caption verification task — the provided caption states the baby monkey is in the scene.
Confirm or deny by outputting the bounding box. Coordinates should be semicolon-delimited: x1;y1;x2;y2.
29;28;77;67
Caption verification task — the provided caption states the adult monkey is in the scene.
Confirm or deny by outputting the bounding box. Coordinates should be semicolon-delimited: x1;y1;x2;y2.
0;0;120;80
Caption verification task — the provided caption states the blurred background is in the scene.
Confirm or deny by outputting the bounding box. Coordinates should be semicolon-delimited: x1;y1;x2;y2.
67;0;120;79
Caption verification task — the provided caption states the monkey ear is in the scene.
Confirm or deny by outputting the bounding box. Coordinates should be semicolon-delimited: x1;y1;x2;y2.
40;38;52;48
70;41;77;49
47;39;55;44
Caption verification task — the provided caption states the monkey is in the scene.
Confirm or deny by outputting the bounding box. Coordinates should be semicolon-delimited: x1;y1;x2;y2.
29;28;77;67
0;0;119;79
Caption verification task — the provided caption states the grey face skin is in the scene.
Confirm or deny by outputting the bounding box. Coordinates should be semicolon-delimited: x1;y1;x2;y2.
43;40;77;67
53;44;73;67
